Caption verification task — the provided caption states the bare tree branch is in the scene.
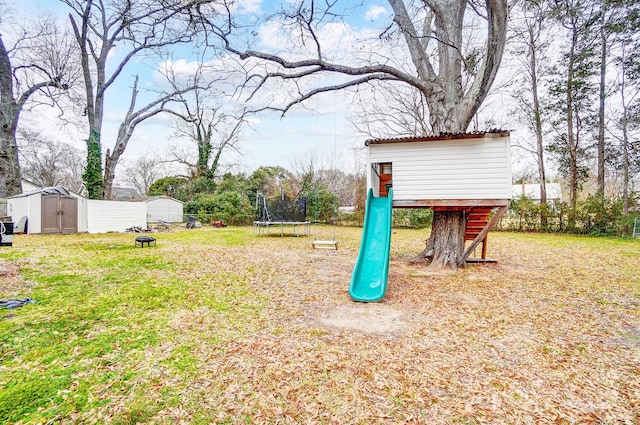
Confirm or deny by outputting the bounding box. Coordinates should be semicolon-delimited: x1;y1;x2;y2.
186;0;508;133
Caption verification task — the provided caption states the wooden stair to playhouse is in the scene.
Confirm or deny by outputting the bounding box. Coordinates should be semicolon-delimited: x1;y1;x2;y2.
465;206;494;241
463;205;508;265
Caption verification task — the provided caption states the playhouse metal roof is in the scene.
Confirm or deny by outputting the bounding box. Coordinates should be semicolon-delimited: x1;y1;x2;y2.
365;129;510;146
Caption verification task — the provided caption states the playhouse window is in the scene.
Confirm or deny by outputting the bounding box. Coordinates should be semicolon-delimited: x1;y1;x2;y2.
381;163;392;174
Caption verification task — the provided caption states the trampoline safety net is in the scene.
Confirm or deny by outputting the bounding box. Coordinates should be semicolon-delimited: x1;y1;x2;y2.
255;193;308;222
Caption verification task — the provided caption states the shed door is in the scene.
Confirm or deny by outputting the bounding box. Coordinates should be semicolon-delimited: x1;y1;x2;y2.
379;163;393;197
42;195;61;233
60;197;78;233
41;195;78;234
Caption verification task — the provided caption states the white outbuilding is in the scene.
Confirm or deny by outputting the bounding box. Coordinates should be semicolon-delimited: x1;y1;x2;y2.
146;196;184;223
7;186;148;234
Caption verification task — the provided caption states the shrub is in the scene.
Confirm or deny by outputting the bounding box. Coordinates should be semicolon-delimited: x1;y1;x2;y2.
306;187;337;224
393;209;433;228
184;194;216;215
148;176;189;200
184;192;252;225
210;191;252;225
499;194;637;237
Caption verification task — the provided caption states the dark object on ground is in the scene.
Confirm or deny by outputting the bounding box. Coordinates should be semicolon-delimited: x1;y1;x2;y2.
1;220;14;246
186;215;197;229
212;220;227;228
135;236;156;247
1;297;36;309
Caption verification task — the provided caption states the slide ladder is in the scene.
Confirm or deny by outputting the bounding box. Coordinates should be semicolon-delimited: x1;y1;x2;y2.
349;188;393;302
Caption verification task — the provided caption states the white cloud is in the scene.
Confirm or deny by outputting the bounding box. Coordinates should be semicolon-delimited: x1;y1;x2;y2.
364;5;388;21
256;20;290;51
156;58;202;79
153;56;248;95
238;0;262;14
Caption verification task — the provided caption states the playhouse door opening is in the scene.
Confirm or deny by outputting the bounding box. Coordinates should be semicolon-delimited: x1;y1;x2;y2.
379;163;392;197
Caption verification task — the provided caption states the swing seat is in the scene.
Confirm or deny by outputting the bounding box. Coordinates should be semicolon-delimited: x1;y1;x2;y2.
312;239;338;250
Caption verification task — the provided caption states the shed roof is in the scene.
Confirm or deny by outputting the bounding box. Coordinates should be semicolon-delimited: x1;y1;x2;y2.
112;186;141;200
146;196;184;204
8;186;75;199
365;129;510;146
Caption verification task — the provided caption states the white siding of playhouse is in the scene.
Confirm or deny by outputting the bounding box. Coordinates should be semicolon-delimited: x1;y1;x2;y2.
368;137;511;201
146;197;183;222
87;200;147;233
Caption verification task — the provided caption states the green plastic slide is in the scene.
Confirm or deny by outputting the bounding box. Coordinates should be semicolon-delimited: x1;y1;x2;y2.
349;188;393;302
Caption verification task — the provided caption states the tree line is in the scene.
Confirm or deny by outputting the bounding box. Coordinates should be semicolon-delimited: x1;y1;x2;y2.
508;0;639;225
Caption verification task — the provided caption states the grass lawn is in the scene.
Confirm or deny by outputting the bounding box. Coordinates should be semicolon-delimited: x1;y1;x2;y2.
0;226;638;424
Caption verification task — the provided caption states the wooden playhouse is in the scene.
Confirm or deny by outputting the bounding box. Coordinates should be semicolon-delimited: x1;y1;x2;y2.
366;130;512;263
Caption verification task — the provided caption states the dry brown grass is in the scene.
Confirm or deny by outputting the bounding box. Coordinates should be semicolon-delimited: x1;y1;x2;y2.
1;227;639;424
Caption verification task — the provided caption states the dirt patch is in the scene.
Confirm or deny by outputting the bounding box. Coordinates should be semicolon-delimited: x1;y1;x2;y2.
319;302;410;335
0;260;29;294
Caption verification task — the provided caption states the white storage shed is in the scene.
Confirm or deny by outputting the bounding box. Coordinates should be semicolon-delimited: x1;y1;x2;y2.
7;186;149;234
21;180;42;193
146;196;184;223
6;186;88;234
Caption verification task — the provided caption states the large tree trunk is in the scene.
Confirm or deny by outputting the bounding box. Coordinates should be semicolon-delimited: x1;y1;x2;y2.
103;76;137;200
103;134;132;200
82;129;104;199
620;51;631;216
620;57;631;216
0;119;23;199
0;36;22;199
415;210;466;270
566;29;578;219
103;150;117;200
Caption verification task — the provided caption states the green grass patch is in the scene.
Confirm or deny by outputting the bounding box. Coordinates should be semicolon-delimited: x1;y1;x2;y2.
168;226;255;246
0;228;267;422
0;372;73;422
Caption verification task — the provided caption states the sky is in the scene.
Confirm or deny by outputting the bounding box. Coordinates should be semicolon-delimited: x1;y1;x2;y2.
8;0;398;179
